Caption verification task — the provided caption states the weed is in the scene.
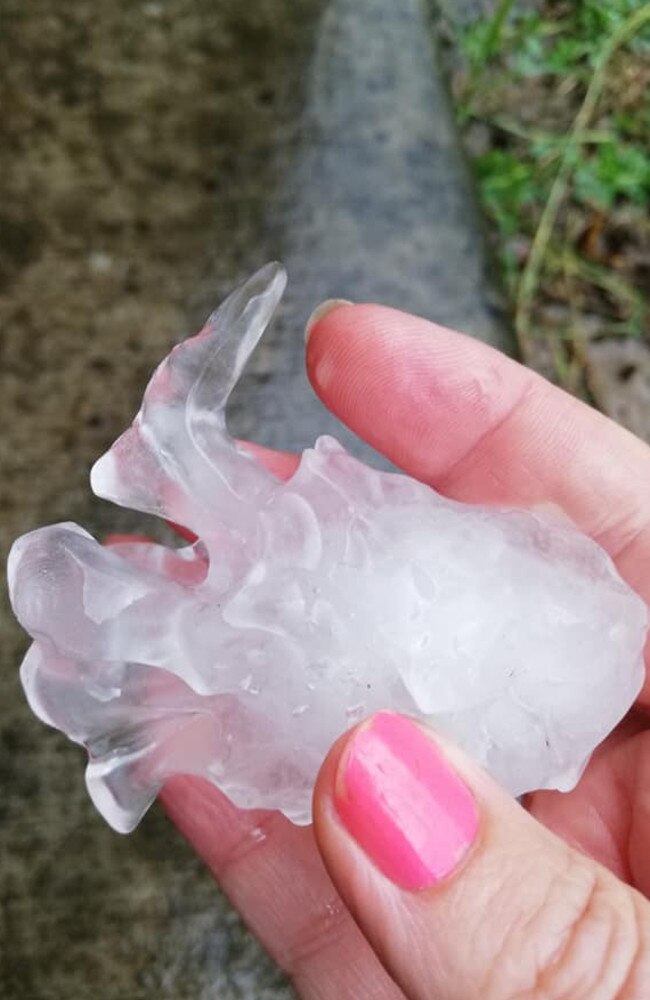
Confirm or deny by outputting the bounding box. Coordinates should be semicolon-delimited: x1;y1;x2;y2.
451;0;650;388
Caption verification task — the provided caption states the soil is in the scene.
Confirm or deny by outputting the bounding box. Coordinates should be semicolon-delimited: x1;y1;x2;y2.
0;1;509;996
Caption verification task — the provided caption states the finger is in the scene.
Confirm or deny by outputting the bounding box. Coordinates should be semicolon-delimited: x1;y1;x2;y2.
103;533;154;545
160;778;403;1000
165;443;300;541
528;715;650;897
314;712;650;1000
306;304;650;683
236;440;300;480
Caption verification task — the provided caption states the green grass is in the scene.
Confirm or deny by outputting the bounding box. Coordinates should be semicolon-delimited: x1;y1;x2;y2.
451;0;650;380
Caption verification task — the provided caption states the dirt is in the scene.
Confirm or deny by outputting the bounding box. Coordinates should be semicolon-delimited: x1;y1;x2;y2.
0;1;510;996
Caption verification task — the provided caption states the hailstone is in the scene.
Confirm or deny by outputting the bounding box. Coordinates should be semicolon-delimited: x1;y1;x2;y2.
7;263;648;832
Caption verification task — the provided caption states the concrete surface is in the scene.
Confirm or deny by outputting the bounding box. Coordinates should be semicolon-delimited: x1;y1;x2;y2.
0;1;510;996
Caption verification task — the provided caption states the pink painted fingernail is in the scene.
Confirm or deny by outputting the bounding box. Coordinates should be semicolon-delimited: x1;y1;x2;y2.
334;713;479;891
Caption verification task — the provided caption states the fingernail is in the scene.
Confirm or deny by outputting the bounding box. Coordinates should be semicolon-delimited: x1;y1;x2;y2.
305;299;352;343
334;713;479;891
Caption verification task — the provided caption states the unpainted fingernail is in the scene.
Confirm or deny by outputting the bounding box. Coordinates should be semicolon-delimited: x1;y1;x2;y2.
334;712;479;891
304;299;353;344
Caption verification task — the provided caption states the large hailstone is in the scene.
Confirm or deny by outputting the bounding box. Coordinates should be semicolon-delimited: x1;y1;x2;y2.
8;263;648;833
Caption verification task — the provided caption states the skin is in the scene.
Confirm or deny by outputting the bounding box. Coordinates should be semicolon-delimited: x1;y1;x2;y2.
159;303;650;999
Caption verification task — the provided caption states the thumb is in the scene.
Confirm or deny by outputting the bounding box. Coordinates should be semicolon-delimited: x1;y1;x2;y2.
313;712;650;1000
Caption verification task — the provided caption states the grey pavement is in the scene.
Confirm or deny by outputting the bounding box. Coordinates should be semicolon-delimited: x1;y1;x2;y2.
0;1;510;997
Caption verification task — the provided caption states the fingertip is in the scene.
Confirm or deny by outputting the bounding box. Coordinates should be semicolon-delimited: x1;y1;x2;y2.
305;303;531;483
304;298;354;344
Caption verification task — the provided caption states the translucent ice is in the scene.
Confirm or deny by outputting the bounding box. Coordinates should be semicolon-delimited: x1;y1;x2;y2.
8;264;648;832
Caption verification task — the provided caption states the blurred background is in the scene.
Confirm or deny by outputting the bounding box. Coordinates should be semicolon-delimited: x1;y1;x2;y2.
1;1;648;997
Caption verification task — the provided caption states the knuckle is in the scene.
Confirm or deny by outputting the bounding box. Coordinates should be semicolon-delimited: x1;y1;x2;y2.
484;850;650;1000
281;892;350;976
529;872;639;1000
213;810;285;881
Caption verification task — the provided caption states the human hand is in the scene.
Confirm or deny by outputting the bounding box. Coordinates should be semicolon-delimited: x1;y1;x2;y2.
161;302;650;999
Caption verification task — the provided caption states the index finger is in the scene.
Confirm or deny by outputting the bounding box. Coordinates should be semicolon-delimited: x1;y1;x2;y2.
306;304;650;684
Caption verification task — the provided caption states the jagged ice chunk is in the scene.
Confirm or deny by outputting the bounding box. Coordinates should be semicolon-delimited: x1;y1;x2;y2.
7;264;648;832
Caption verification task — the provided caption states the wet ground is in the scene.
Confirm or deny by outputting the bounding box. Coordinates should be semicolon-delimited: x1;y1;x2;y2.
1;1;509;996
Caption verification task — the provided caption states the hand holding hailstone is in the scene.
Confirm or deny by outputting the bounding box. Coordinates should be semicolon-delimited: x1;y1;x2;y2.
8;264;647;836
